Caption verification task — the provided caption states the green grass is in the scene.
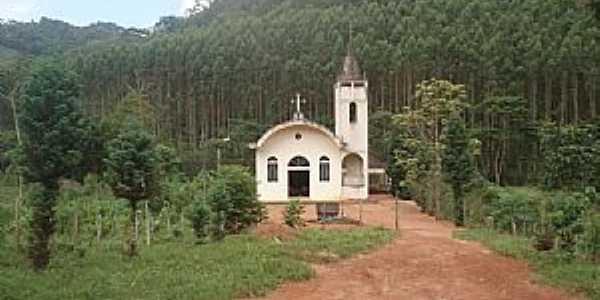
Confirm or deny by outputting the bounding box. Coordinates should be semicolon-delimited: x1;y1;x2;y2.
0;226;393;300
285;227;395;263
455;228;600;299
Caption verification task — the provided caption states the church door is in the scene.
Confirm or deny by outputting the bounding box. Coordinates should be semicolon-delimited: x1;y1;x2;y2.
288;156;310;198
288;171;310;197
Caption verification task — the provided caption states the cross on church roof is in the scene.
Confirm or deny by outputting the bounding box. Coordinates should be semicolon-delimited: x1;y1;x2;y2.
291;93;307;120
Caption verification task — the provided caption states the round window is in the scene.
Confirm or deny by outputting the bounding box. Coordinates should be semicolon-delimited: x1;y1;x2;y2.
295;133;303;140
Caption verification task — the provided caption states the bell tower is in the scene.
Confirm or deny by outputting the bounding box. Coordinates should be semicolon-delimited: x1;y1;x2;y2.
334;46;368;156
334;36;369;199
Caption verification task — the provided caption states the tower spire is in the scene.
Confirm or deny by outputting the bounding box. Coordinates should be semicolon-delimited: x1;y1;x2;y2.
337;23;363;82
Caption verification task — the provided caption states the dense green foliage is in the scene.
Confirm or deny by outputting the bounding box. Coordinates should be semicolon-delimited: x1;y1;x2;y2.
0;17;144;57
392;79;468;217
455;228;600;299
104;124;159;256
201;166;265;238
462;186;600;262
442;117;476;226
1;0;599;184
540;122;600;191
19;61;91;269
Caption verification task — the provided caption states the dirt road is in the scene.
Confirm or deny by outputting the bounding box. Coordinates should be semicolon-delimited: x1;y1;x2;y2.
255;195;577;300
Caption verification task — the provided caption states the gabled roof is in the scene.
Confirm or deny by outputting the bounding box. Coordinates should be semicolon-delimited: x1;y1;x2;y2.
254;120;344;150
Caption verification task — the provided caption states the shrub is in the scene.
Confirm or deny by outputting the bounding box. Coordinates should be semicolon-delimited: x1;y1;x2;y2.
203;165;266;238
188;199;211;242
546;192;591;250
486;187;540;234
283;200;305;228
578;210;600;262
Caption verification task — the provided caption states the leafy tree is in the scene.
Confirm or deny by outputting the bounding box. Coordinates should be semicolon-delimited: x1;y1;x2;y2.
103;124;159;256
394;79;467;217
19;60;89;269
442;117;476;226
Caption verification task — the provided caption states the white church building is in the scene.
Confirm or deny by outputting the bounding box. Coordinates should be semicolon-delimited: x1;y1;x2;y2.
252;49;379;203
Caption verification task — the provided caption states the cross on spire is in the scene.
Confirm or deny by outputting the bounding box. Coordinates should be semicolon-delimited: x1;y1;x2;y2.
348;23;353;55
291;93;307;120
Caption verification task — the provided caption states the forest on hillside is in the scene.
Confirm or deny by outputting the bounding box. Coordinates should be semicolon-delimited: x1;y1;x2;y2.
0;2;599;297
1;0;600;184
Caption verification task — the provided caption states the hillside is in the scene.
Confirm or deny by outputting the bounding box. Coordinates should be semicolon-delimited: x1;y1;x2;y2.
0;17;146;57
2;0;600;184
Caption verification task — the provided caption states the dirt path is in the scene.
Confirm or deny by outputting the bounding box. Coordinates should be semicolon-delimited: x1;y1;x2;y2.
255;195;578;300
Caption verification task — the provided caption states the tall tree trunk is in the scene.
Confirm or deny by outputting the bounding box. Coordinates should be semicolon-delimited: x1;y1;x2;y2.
29;183;59;270
591;75;597;119
573;73;579;124
8;90;23;248
560;71;568;125
545;72;552;121
531;77;538;121
128;201;138;257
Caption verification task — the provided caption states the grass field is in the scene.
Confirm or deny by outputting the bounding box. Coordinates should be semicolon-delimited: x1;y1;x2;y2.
0;179;394;300
455;228;600;300
0;228;393;300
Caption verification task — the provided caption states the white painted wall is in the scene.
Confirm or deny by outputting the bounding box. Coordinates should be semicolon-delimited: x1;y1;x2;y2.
256;124;342;202
335;81;369;200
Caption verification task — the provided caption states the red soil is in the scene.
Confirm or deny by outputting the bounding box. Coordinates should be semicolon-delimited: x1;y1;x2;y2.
252;195;579;300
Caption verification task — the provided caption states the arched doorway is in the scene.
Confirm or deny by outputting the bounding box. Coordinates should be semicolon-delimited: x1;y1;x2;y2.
288;156;310;197
342;153;364;187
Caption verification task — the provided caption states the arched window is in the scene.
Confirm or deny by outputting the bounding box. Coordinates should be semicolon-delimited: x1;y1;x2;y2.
349;102;357;123
267;157;278;182
319;156;330;182
288;156;310;167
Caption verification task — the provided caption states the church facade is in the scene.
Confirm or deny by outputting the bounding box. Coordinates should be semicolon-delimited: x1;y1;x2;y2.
252;51;370;202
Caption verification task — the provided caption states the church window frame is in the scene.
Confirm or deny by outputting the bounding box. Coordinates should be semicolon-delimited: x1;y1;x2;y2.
349;102;357;123
267;157;278;182
289;156;310;167
319;156;331;182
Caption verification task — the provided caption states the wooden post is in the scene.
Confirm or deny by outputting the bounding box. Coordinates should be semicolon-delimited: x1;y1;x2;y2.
359;198;363;225
96;213;102;243
135;210;140;242
145;201;151;246
73;212;80;244
511;220;517;235
166;207;171;233
14;176;21;247
395;197;399;231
